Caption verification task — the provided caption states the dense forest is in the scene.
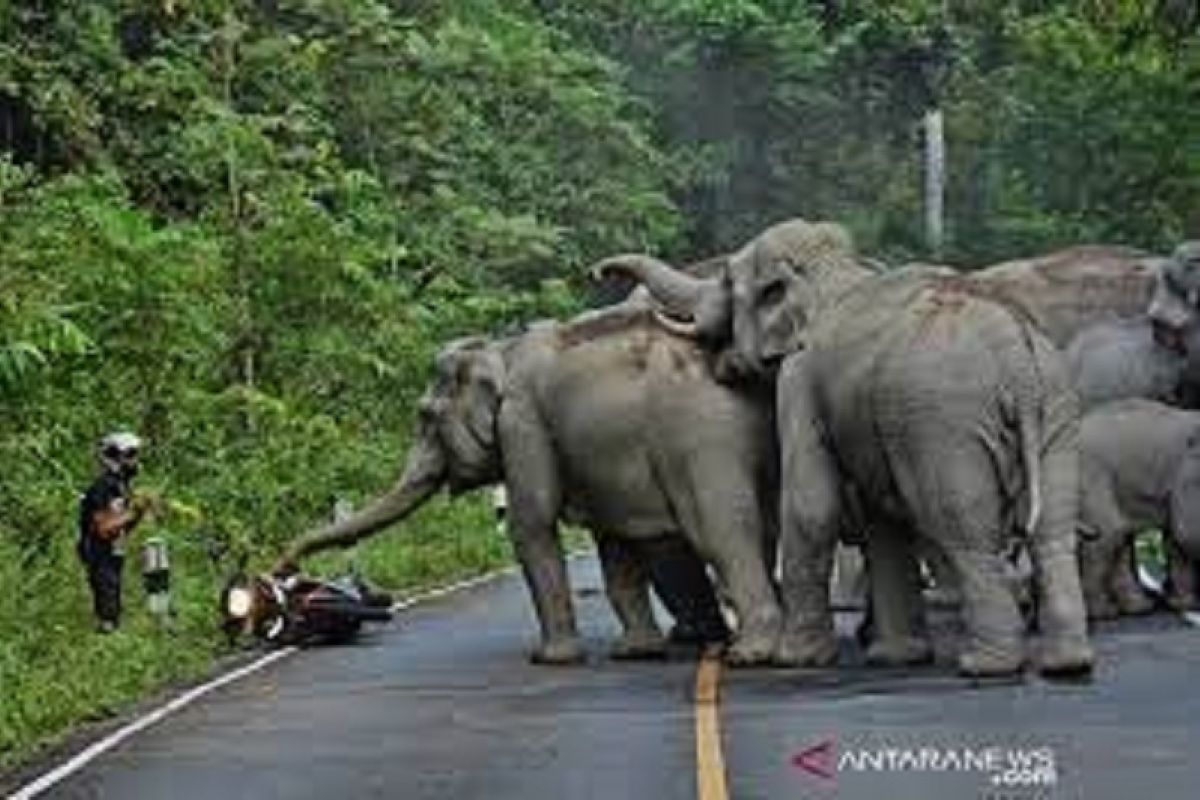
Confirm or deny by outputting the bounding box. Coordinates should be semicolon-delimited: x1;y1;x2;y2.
2;0;1199;767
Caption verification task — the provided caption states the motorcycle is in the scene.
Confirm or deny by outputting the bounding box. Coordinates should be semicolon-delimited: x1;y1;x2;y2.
220;569;394;646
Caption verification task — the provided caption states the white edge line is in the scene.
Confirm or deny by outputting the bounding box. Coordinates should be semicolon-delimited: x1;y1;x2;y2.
6;556;554;800
391;564;520;611
7;648;296;800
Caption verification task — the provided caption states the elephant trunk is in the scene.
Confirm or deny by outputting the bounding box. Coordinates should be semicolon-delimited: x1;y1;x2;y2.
590;254;712;320
281;442;446;565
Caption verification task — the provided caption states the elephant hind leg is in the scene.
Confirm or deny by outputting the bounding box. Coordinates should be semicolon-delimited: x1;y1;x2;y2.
1110;540;1155;616
897;449;1025;677
636;536;730;645
1163;534;1200;612
1029;430;1094;677
596;536;667;660
863;525;932;667
661;436;781;667
943;546;1027;676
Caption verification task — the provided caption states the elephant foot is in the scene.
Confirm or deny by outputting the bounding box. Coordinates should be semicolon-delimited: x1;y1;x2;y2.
610;631;668;661
529;637;587;666
957;642;1025;678
1038;637;1094;679
1165;590;1199;613
866;636;934;667
773;630;838;668
725;633;777;668
1115;589;1156;616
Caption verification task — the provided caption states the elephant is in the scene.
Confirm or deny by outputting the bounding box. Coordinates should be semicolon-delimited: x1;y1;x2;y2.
1077;399;1200;618
596;219;1094;678
279;295;781;666
1147;241;1200;399
1060;314;1200;616
601;239;1161;623
1065;315;1194;409
915;246;1161;606
967;245;1160;347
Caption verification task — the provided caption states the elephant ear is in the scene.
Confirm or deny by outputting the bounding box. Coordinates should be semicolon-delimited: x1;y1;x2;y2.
461;344;507;447
1169;430;1200;549
757;271;806;361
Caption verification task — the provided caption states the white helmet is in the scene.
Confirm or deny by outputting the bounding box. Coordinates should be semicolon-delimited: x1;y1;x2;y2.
98;431;142;475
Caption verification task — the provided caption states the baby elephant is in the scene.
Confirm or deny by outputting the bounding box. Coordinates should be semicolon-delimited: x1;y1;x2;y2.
1078;399;1200;618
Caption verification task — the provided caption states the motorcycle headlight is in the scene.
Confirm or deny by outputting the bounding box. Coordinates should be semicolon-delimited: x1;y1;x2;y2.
226;586;254;618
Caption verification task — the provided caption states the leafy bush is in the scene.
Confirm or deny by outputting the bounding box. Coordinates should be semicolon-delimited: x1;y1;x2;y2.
0;0;679;769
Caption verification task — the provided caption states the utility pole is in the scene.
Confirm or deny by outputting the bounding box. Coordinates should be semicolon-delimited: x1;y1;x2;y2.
924;108;945;257
922;15;952;259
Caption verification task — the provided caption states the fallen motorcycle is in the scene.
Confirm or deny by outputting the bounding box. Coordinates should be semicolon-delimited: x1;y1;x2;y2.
220;570;394;646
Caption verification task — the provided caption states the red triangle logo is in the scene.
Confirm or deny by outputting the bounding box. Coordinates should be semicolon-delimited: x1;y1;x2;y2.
791;739;836;780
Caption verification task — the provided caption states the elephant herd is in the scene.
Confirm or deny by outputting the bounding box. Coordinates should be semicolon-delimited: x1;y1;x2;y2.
279;219;1200;681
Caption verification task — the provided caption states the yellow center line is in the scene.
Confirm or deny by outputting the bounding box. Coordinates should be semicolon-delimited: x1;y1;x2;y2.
694;650;729;800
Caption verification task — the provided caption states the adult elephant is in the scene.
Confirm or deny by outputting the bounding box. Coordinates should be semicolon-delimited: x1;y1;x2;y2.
596;219;1094;678
635;241;1161;614
278;295;780;666
1061;313;1200;618
909;246;1161;607
969;245;1159;347
1146;241;1200;396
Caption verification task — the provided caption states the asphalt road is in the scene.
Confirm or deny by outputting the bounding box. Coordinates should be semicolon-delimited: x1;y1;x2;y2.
29;557;1200;800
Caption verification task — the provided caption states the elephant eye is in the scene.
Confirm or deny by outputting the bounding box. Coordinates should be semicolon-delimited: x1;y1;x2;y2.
759;279;788;305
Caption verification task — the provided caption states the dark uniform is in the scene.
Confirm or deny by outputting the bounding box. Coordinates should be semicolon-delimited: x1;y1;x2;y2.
77;473;131;626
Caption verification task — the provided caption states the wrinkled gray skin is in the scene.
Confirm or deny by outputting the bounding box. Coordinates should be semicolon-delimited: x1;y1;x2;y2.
919;247;1160;607
281;297;780;666
598;219;1094;677
1077;399;1200;618
1065;316;1195;408
1147;242;1200;405
1062;314;1200;616
968;245;1159;347
603;241;1160;636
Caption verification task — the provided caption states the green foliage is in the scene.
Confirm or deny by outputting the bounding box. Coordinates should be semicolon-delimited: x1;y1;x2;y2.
547;0;1200;263
4;0;1200;772
0;0;679;769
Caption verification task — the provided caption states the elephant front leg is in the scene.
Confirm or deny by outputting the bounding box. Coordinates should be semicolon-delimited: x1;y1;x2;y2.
864;528;933;667
774;360;841;667
511;526;585;665
596;536;667;660
500;398;584;665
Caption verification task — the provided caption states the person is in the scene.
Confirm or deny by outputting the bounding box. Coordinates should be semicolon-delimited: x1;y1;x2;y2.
77;432;151;632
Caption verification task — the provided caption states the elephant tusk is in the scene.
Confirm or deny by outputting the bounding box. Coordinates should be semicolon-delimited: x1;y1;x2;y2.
589;256;636;284
652;309;699;338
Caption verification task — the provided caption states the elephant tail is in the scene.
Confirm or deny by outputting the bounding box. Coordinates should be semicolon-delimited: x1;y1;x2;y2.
1019;400;1043;537
1007;321;1047;538
989;293;1046;539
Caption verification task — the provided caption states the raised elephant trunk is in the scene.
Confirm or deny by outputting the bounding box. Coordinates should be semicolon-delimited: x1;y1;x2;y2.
281;443;446;566
590;254;713;319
